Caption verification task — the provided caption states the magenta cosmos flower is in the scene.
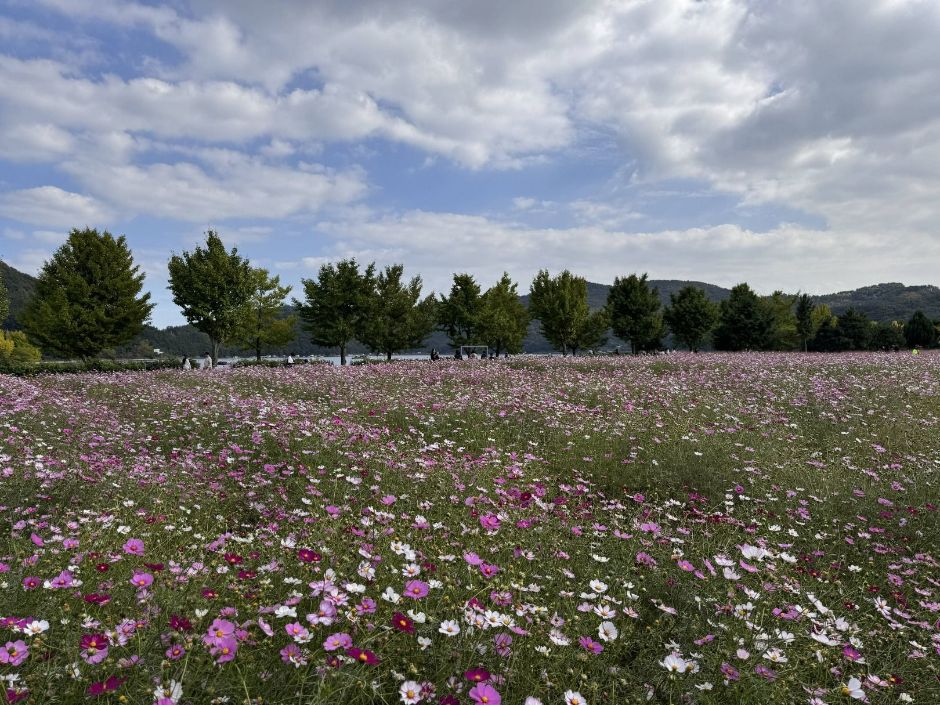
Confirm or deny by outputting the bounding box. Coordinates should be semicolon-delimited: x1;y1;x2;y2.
0;640;28;667
404;580;429;599
80;634;109;664
203;619;236;646
465;668;490;683
469;683;501;705
391;612;414;633
210;636;238;663
346;647;380;665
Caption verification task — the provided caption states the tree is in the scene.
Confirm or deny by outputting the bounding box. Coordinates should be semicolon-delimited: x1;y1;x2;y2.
0;273;8;327
168;231;254;364
712;283;774;351
21;228;154;359
904;310;937;348
359;264;436;361
663;285;719;351
477;273;530;356
795;294;816;352
0;330;41;366
437;274;482;349
870;321;906;351
529;270;608;356
762;291;799;351
234;268;295;362
295;259;375;366
837;309;873;350
607;273;664;354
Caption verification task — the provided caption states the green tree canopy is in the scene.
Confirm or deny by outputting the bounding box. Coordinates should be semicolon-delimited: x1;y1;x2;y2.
0;272;8;326
477;273;529;357
359;264;436;361
607;273;664;354
795;294;816;352
22;227;154;359
437;274;482;349
295;258;375;365
713;283;774;351
871;321;906;351
168;230;254;364
234;268;295;362
529;270;607;356
663;285;719;351
837;308;873;351
904;310;937;348
762;291;800;351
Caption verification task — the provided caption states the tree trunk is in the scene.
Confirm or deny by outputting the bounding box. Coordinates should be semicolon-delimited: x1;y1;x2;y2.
255;336;262;362
211;338;221;367
386;350;392;362
340;344;347;366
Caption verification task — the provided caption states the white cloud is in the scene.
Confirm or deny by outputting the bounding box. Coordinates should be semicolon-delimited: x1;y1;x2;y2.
308;210;939;298
0;186;114;228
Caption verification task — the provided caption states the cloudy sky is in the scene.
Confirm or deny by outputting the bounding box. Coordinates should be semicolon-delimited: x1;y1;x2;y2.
1;0;939;327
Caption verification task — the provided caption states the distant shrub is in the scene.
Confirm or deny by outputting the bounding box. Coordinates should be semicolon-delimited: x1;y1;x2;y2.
0;358;181;376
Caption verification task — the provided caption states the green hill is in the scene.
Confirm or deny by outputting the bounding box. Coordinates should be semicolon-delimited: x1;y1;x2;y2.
0;260;38;329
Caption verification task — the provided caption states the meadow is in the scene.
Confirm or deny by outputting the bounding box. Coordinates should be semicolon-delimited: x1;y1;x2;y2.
0;353;938;705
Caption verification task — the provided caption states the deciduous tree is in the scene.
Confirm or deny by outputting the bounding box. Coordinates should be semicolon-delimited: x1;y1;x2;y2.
607;273;664;354
437;274;482;349
713;283;774;351
360;264;436;361
663;285;719;351
477;273;529;356
235;268;295;362
529;270;607;356
295;259;375;366
168;231;254;365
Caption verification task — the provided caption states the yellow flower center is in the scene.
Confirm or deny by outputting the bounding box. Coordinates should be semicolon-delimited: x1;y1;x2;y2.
359;652;368;661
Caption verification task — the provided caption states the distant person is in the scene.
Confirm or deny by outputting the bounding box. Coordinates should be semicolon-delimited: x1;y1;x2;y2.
454;349;462;360
430;348;439;361
202;352;213;370
182;356;191;370
287;353;295;366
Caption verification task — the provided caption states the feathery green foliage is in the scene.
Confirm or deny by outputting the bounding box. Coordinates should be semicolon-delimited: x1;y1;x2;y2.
21;228;153;359
607;273;664;354
234;268;295;362
360;264;436;361
477;273;529;356
663;285;719;351
529;270;608;355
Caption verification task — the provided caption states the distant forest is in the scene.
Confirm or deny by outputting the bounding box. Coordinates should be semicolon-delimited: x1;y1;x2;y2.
4;259;940;357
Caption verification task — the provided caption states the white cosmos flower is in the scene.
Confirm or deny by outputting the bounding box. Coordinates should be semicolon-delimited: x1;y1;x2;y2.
21;620;49;636
589;579;608;594
381;587;401;604
842;677;866;700
153;680;183;703
597;621;618;642
564;690;587;705
438;620;460;637
660;653;689;673
399;680;422;705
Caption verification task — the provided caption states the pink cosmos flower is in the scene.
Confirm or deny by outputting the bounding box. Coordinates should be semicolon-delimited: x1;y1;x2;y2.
203;619;236;646
469;683;501;705
80;634;109;664
21;577;40;590
404;580;429;599
45;570;75;589
720;663;740;681
280;643;307;667
463;552;483;566
323;632;352;651
165;644;185;660
0;640;28;667
129;571;153;589
210;636;238;663
122;538;144;556
479;563;500;578
480;514;501;531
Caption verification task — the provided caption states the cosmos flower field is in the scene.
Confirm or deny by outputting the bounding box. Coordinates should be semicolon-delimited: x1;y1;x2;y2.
1;354;939;705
